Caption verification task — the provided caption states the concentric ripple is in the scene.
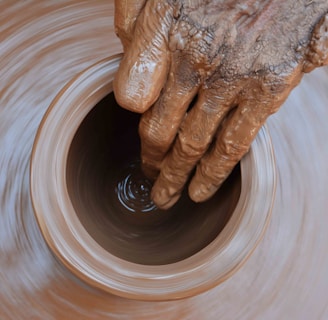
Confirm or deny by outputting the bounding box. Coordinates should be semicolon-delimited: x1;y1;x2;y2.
1;0;328;318
116;162;157;213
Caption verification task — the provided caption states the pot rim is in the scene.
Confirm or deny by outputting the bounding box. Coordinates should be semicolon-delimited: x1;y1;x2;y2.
30;54;276;301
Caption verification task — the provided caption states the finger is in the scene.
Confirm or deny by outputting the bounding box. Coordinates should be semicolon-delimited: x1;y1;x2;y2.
139;56;200;179
188;97;277;203
114;0;147;49
303;12;328;73
150;89;234;209
113;1;174;113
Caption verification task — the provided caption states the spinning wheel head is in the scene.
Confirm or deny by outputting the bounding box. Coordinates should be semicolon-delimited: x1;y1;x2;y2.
30;55;276;301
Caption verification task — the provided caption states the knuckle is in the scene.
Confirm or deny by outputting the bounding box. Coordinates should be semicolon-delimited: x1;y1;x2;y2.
306;13;328;68
199;161;215;180
169;14;216;66
139;118;175;151
261;71;302;106
177;131;209;159
198;159;226;185
195;136;249;187
217;137;249;159
261;75;290;98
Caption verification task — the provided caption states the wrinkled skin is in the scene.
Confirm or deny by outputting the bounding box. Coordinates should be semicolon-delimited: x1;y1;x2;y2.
114;0;328;209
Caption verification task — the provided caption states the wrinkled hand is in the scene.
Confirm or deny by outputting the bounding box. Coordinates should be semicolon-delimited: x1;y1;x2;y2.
114;0;328;209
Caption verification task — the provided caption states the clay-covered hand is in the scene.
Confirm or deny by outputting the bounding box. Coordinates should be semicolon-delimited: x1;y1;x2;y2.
114;0;328;209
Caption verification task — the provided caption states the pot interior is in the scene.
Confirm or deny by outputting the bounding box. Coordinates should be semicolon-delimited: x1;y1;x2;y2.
66;92;241;265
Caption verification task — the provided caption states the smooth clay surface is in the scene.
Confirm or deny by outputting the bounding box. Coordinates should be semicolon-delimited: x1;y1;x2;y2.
29;56;275;301
1;1;328;319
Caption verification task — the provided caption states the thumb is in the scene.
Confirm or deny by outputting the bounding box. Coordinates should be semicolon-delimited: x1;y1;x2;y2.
114;0;147;50
114;1;174;113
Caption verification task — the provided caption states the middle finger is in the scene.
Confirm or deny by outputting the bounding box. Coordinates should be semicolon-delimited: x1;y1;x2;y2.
151;87;236;209
139;56;200;178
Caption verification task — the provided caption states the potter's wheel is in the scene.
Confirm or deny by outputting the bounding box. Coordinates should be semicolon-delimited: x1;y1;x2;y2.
1;1;328;319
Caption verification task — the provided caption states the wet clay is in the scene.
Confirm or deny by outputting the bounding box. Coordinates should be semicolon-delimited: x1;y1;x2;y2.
66;92;240;265
114;1;328;209
30;56;274;300
1;1;328;319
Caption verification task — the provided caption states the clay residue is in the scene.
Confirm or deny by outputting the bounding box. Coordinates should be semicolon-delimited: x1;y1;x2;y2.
114;1;328;209
66;93;241;265
1;1;328;319
304;12;328;72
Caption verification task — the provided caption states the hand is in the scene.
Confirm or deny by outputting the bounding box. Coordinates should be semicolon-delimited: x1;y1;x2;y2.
114;0;328;209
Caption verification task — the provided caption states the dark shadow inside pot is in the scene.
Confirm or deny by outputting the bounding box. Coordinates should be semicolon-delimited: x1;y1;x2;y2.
66;92;241;265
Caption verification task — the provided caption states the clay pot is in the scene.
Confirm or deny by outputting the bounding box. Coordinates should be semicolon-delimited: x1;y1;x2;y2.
30;54;276;301
1;1;328;318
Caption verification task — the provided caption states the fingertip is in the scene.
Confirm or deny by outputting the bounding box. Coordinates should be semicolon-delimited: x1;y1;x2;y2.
113;24;170;113
114;0;173;113
113;61;155;113
188;174;220;203
151;184;181;210
304;12;328;73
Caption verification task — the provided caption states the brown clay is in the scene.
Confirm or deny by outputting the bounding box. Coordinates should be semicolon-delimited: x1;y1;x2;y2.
1;1;328;319
30;56;275;301
113;0;328;209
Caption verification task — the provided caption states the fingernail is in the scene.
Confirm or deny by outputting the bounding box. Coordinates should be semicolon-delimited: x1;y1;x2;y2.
152;187;180;210
189;181;219;203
